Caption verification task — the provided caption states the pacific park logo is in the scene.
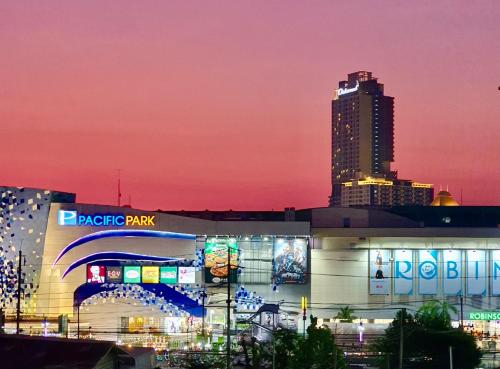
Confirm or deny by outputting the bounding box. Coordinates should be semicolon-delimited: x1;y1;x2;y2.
58;210;155;227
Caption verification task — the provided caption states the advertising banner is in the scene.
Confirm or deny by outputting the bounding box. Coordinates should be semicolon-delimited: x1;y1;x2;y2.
204;238;238;283
178;267;196;284
491;250;500;295
160;266;178;284
273;238;307;284
142;266;160;284
466;250;486;296
443;250;462;295
87;265;105;283
418;250;438;295
124;266;141;283
106;266;123;283
394;250;413;294
369;250;390;295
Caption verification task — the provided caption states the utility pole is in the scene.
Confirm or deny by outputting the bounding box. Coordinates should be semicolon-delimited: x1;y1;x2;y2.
16;250;23;334
449;346;453;369
399;308;405;369
201;291;206;351
226;241;232;369
460;295;464;330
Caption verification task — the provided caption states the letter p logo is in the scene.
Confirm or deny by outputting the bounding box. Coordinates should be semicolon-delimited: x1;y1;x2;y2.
58;210;77;225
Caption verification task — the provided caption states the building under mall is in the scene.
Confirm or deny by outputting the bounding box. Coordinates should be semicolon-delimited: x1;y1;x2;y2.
1;186;500;350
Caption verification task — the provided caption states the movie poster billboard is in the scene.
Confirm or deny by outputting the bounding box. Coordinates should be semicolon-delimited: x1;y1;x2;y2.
160;266;178;284
443;249;462;295
142;266;160;284
87;265;105;283
393;250;413;295
418;250;438;295
492;250;500;296
273;238;307;284
369;249;390;295
204;238;238;283
106;266;123;283
467;250;486;296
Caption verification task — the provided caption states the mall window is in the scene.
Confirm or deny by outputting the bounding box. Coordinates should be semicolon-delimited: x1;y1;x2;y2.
238;239;273;284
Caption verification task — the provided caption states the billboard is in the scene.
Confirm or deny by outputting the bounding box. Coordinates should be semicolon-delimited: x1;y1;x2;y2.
443;250;462;295
178;267;196;284
394;250;413;294
369;249;390;295
205;238;238;283
467;250;486;296
160;266;178;284
418;250;438;295
106;266;123;283
273;238;307;284
142;266;160;284
87;265;105;283
124;266;141;283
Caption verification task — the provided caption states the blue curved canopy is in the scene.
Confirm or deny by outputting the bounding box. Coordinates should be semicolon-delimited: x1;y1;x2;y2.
73;283;204;317
52;229;196;267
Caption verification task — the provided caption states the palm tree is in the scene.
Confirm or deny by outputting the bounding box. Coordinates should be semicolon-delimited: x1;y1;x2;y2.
335;306;357;322
416;300;457;329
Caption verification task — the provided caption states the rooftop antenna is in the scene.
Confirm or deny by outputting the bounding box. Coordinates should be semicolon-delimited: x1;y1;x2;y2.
117;169;122;207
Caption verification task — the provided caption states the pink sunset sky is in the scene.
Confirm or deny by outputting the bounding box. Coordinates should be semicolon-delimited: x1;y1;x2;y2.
1;1;499;210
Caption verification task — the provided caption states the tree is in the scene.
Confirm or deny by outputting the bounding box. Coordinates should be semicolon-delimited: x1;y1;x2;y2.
374;304;481;369
335;306;357;323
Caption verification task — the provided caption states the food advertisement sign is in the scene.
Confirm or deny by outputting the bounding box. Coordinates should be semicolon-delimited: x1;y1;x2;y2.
273;238;307;284
124;266;141;283
160;266;178;284
87;265;105;283
204;238;238;283
142;266;160;284
178;267;196;284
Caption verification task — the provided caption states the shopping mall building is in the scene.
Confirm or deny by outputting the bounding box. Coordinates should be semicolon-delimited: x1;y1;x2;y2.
1;186;500;348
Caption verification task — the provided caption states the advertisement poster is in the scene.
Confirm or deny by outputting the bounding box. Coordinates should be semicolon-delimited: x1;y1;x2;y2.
124;266;141;283
492;250;500;296
418;250;438;295
204;238;238;283
178;267;196;284
466;250;486;296
273;238;307;284
106;266;123;283
393;250;413;295
369;249;390;295
142;266;160;284
443;250;462;295
160;266;178;284
87;265;105;283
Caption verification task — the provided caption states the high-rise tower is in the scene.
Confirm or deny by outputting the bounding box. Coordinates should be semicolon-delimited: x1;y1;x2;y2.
330;71;433;207
330;71;395;206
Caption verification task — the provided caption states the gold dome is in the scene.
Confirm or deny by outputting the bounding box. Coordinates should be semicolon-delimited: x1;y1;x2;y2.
430;190;459;206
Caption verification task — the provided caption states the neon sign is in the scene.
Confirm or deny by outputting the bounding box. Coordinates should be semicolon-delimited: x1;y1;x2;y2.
337;81;359;96
58;210;155;227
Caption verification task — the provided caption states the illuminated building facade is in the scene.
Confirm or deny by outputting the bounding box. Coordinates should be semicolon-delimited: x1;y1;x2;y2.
340;177;434;206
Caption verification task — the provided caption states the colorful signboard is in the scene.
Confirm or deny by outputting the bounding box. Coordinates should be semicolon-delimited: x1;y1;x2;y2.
58;210;155;227
124;266;141;283
142;266;160;284
418;250;438;295
178;267;196;284
443;249;462;295
160;266;178;284
87;265;105;283
204;238;238;283
273;238;307;284
394;250;413;294
369;249;390;295
466;250;486;296
106;266;123;283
